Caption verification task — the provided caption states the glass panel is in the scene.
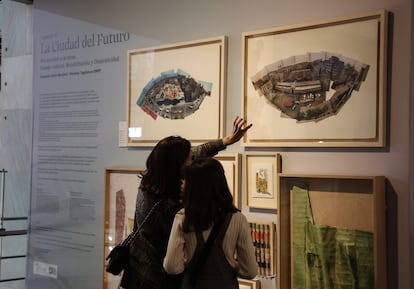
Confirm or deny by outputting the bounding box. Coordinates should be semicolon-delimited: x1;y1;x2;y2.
2;219;28;232
0;257;26;280
0;279;26;289
1;235;27;257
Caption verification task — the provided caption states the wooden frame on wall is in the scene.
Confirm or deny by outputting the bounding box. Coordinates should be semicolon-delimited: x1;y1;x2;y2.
238;278;261;289
214;153;241;208
245;153;281;210
103;167;145;289
277;174;386;289
127;36;227;147
242;9;388;147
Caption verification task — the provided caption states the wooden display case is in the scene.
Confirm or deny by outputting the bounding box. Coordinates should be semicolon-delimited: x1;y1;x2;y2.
277;174;386;289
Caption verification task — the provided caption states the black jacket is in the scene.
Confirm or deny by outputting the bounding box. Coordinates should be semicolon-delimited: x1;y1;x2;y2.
120;191;180;289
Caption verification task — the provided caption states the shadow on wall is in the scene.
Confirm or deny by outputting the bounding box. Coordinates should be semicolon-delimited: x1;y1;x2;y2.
386;178;398;289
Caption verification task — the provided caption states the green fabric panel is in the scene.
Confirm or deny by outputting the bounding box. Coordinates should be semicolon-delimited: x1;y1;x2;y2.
291;185;374;289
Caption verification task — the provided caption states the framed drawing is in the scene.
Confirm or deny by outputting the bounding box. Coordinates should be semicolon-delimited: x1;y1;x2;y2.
214;153;241;208
242;9;388;147
103;167;145;289
238;278;261;289
245;153;281;209
127;36;227;147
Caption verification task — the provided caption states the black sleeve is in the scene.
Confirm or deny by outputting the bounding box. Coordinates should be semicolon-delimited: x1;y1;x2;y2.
191;139;226;159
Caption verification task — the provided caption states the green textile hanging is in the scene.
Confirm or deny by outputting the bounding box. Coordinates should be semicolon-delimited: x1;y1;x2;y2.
291;185;374;289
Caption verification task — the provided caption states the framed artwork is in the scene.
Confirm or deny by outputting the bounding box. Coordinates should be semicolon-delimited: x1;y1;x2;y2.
214;153;241;208
103;167;145;289
245;153;281;209
277;174;386;289
249;221;276;276
127;36;227;147
242;9;388;147
238;278;261;289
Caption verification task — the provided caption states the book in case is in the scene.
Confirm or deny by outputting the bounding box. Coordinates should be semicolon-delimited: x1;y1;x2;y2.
249;221;276;277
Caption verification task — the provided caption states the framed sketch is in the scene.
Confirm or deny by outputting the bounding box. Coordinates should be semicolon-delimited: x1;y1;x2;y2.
242;9;388;147
127;36;227;147
238;278;261;289
245;153;281;209
103;167;145;289
214;153;241;208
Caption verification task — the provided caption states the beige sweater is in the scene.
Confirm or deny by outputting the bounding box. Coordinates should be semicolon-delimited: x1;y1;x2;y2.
163;209;258;279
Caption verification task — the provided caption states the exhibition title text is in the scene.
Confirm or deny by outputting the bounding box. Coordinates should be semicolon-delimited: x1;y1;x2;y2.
40;32;130;54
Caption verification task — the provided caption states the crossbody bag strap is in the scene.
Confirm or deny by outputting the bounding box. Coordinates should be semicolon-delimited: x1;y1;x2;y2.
121;199;162;246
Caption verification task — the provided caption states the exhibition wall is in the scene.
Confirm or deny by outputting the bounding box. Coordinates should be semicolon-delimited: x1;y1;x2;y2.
1;0;412;288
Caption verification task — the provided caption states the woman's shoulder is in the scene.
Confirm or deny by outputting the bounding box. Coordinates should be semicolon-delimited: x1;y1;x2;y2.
230;210;246;219
170;208;185;227
229;211;249;226
175;208;185;219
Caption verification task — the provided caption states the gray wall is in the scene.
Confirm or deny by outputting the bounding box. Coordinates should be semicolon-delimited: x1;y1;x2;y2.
4;0;412;288
34;0;413;288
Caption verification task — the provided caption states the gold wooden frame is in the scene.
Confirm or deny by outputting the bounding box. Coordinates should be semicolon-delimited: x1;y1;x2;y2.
127;36;227;147
214;153;241;208
103;167;145;289
242;10;388;147
277;174;386;289
238;278;261;289
245;153;281;209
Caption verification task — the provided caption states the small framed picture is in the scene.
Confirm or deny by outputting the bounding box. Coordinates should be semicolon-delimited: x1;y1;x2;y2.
238;278;261;289
245;153;281;209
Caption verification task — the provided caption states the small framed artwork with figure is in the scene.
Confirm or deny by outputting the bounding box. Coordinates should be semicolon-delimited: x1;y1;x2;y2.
245;153;281;210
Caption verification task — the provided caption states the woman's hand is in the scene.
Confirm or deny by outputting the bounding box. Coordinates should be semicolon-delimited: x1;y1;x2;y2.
223;116;252;146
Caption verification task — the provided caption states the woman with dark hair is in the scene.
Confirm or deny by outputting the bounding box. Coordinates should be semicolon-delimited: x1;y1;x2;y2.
119;117;252;289
163;158;258;289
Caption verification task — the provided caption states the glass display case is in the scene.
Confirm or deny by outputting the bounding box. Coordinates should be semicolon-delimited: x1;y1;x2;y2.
277;174;386;289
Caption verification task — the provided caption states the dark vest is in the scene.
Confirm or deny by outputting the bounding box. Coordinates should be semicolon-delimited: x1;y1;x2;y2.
185;213;239;289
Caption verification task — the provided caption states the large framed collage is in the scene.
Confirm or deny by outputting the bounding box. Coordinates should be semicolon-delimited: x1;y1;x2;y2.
241;9;388;147
109;8;389;289
126;36;227;147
